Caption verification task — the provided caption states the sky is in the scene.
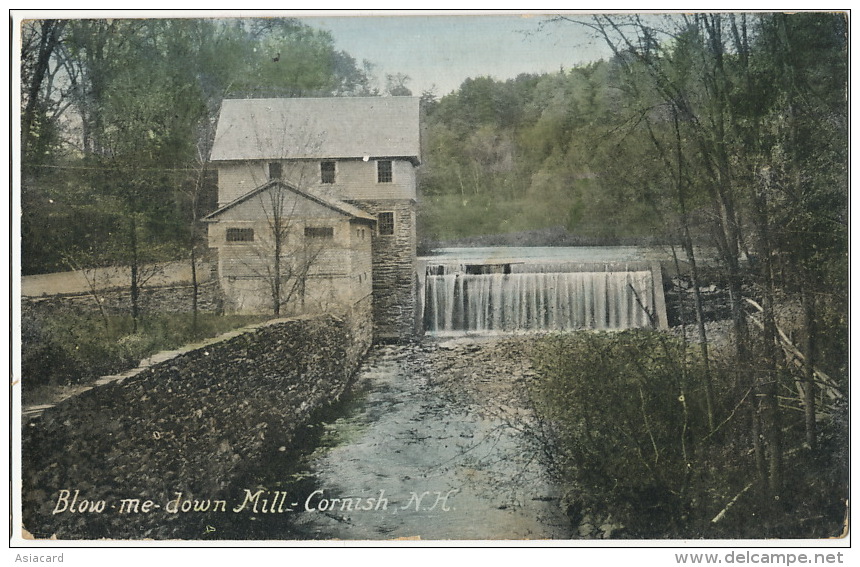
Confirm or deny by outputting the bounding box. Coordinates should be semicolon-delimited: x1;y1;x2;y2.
297;13;615;96
10;9;684;98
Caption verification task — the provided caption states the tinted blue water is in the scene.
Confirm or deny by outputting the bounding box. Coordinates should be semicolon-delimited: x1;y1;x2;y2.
287;345;572;540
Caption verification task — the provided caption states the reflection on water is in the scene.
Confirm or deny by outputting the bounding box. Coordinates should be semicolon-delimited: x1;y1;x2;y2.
234;344;571;541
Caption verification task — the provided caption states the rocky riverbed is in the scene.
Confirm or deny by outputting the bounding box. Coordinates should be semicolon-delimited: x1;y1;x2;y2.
401;336;625;539
21;332;633;541
237;337;577;540
245;333;642;541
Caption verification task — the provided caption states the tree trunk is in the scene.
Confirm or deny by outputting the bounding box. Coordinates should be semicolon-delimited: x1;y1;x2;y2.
754;185;783;495
752;406;767;488
130;217;140;333
22;20;64;163
273;224;282;317
671;109;716;432
683;236;716;432
801;285;817;450
189;181;201;335
190;244;199;334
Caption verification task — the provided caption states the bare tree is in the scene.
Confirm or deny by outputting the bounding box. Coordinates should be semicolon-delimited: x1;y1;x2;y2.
182;98;225;331
223;108;334;317
59;249;113;331
243;185;327;316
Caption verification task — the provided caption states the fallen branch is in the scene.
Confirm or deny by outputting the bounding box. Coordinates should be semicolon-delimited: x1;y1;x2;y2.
703;385;754;441
743;298;843;400
711;482;754;524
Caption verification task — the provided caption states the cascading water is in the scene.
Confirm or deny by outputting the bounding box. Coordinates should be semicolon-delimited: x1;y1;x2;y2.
420;248;665;336
424;270;656;335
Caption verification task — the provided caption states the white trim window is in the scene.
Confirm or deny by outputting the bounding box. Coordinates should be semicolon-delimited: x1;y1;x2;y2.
377;211;395;236
377;160;393;183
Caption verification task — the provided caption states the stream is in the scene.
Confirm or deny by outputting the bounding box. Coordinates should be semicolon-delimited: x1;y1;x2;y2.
233;342;572;541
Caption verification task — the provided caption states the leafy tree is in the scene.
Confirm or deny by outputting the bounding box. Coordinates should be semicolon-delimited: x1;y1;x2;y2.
20;19;67;171
385;72;413;96
19;16;381;280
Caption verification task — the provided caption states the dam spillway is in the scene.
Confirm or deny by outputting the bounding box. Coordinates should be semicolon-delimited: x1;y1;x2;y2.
419;247;667;336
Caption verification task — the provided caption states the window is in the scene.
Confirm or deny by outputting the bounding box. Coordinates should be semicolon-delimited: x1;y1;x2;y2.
226;228;254;242
304;226;334;238
377;160;393;183
268;162;282;179
377;212;394;236
320;161;336;184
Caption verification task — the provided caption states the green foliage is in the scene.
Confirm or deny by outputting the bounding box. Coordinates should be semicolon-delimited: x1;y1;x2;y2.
225;19;375;98
420;12;848;277
419;190;579;242
530;330;714;536
420;62;673;242
20;17;379;276
530;328;848;538
516;15;848;537
22;310;265;395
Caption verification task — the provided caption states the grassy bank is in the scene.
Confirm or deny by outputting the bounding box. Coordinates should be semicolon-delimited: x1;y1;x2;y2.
22;310;266;404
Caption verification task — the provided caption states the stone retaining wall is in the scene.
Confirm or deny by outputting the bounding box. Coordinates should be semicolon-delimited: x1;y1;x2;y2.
21;301;372;540
22;280;225;318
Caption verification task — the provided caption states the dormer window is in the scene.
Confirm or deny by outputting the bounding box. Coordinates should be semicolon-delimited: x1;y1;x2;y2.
377;160;393;183
268;162;282;180
321;161;336;184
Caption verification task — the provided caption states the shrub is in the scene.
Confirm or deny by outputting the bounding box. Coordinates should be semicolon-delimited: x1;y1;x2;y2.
529;327;850;539
530;330;715;537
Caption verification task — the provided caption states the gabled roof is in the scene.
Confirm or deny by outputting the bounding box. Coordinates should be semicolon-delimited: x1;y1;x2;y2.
202;180;376;224
210;97;421;164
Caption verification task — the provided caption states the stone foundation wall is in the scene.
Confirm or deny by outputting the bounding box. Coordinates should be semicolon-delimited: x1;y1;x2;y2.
348;198;418;340
21;303;373;540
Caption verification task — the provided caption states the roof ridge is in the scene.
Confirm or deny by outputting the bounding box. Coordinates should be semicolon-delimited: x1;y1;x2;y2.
203;180;376;223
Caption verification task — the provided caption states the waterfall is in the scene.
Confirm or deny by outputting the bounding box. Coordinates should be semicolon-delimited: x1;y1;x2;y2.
423;270;656;335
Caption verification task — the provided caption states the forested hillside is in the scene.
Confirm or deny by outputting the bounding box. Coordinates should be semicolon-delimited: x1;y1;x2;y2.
421;11;849;374
419;65;647;243
419;14;847;257
22;14;847;282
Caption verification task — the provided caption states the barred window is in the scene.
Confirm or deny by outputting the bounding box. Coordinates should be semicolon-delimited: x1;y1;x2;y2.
304;226;334;238
226;228;255;242
377;212;394;236
321;161;336;184
377;160;393;183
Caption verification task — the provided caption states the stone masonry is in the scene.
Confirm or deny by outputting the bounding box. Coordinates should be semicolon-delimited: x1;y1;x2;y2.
22;303;373;540
349;198;418;340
